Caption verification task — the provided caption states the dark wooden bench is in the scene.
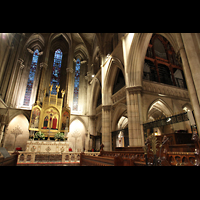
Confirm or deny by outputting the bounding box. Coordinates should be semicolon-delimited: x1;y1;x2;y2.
145;133;199;166
0;152;19;166
80;132;200;166
80;144;146;166
80;153;116;166
80;153;143;166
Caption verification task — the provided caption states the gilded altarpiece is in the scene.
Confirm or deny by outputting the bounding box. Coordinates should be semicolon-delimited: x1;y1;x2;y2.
29;105;41;131
29;85;70;138
61;108;70;132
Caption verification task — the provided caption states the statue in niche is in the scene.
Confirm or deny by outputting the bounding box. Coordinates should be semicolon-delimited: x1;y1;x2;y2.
34;116;39;128
30;107;40;130
52;116;58;129
61;110;70;131
49;113;53;128
41;108;59;130
43;116;48;129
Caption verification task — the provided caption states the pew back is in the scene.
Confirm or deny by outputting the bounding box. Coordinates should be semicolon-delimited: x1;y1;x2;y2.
0;154;18;166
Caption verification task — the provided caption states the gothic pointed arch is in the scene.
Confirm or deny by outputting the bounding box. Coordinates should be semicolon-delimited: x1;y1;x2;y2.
103;57;125;105
143;34;186;88
147;98;173;121
112;103;127;131
70;116;87;132
23;33;45;53
89;77;101;115
126;33;179;87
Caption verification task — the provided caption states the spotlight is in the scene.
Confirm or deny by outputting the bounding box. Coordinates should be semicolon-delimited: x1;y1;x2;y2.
166;117;171;123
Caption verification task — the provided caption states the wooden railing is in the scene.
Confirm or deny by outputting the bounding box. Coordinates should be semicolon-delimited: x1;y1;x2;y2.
167;152;195;166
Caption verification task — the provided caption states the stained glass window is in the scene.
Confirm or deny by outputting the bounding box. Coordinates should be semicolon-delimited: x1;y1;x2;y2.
23;49;39;106
51;49;63;95
73;58;81;111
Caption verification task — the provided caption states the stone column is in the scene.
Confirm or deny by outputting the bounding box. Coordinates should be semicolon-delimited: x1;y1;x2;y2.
126;86;144;147
88;115;96;136
65;67;74;107
37;62;48;102
102;105;112;151
11;58;25;108
4;34;23;106
176;33;200;135
1;124;8;148
0;122;5;146
181;33;200;104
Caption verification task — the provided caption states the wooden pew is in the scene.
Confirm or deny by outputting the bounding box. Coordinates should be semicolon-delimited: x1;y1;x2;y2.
146;134;198;166
165;132;199;166
0;151;19;166
80;153;126;166
80;132;200;166
115;147;144;151
80;144;146;166
80;152;145;166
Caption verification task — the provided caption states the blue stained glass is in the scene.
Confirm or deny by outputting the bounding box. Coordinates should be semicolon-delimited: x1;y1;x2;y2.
23;49;39;106
73;58;81;111
51;49;63;95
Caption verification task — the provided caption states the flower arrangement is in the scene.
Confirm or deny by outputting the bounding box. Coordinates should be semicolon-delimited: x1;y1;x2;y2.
34;131;45;140
54;132;65;141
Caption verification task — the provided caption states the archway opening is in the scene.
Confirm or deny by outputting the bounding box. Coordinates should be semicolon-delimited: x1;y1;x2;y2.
143;34;187;89
112;112;128;150
146;99;172;138
67;119;86;152
4;114;29;151
112;69;125;95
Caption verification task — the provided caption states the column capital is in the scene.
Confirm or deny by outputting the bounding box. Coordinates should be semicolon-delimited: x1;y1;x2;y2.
40;62;48;69
126;86;142;93
102;105;112;111
18;58;25;70
66;67;74;73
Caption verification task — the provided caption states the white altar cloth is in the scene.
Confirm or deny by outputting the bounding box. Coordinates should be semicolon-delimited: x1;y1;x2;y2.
26;140;69;153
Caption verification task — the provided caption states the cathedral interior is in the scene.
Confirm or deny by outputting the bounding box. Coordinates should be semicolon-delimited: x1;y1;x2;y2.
0;33;200;162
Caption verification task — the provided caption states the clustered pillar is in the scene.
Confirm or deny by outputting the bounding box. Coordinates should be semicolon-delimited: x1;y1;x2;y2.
102;105;112;151
126;86;144;147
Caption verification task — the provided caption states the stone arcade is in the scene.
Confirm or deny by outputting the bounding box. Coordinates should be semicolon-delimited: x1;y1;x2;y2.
0;33;200;165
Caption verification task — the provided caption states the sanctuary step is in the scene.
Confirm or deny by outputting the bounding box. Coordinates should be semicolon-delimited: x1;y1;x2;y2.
17;162;80;166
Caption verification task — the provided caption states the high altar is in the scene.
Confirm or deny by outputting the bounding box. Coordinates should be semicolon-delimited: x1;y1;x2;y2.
26;84;70;153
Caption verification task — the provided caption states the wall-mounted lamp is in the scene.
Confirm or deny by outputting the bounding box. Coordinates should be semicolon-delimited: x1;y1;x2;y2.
166;117;171;123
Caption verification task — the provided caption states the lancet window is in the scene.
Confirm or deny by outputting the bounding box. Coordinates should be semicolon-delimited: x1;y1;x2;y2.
23;49;39;106
73;58;81;111
50;49;63;95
